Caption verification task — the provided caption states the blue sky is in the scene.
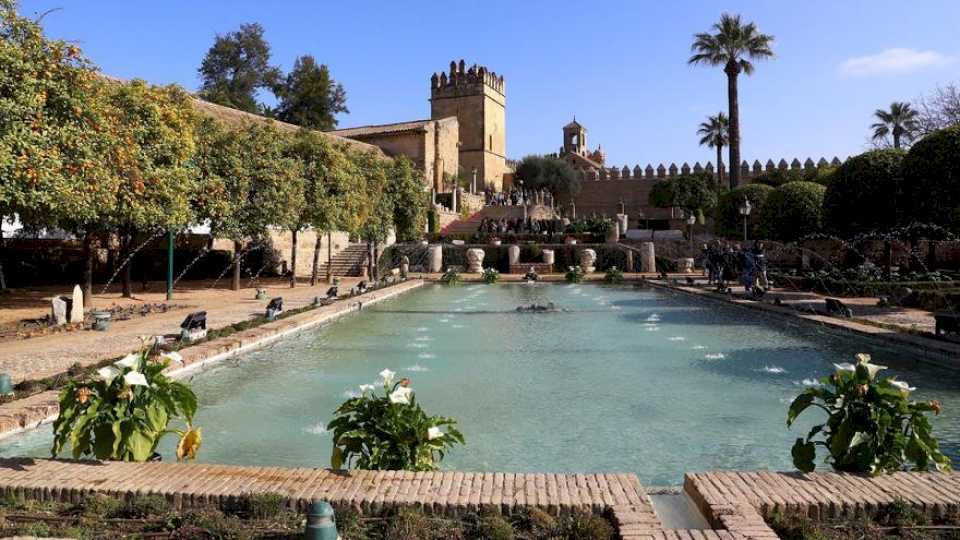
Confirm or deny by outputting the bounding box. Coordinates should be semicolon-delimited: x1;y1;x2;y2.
22;0;960;168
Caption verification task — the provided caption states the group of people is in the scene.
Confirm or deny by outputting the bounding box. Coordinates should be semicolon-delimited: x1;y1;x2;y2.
486;188;526;207
478;216;565;236
702;240;769;295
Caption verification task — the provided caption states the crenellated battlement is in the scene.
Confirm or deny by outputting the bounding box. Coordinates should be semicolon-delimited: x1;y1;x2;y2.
568;156;846;181
430;58;505;97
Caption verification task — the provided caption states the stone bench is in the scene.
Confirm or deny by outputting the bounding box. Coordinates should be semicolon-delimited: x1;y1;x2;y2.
509;263;554;275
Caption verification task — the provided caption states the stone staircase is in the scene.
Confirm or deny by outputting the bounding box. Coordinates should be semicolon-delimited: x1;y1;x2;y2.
316;243;368;277
440;205;556;236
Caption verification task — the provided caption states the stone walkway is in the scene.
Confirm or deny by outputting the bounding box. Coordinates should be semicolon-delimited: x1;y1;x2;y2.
0;278;364;384
685;470;960;539
0;458;658;523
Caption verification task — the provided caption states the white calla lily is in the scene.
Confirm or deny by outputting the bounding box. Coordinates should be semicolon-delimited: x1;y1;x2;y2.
427;426;444;440
162;351;184;364
389;386;412;405
123;371;148;387
379;369;396;385
97;366;120;383
889;380;916;394
359;384;375;393
114;354;140;369
833;363;855;372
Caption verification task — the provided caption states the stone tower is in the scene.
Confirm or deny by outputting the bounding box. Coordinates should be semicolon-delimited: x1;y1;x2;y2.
563;117;587;156
430;59;506;191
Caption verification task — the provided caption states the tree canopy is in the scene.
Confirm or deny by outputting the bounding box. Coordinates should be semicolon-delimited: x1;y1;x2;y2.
197;23;282;115
513;155;580;202
648;173;717;218
275;55;349;130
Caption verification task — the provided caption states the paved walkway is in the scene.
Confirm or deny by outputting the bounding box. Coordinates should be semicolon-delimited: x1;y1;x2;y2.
0;278;363;384
0;458;658;522
685;470;960;539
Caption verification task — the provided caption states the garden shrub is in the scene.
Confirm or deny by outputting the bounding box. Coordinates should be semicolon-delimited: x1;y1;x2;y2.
715;183;775;238
479;513;515;540
756;181;826;241
482;267;500;284
236;492;284;519
902;125;960;233
82;493;124;518
125;493;170;518
823;149;905;238
565;266;585;283
604;266;624;284
655;256;677;273
558;510;616;540
440;268;461;285
913;288;960;312
788;353;950;474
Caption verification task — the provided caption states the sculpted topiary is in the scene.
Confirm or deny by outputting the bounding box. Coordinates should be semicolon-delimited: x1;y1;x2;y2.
901;125;960;233
823;149;905;238
756;181;826;241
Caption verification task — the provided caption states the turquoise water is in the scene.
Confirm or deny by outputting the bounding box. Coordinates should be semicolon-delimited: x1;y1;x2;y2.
4;283;960;485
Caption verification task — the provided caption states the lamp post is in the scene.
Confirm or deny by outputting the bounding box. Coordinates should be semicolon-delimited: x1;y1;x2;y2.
738;198;752;242
686;213;696;248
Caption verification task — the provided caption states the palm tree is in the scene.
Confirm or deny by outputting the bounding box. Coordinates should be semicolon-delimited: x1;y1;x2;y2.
697;112;729;187
871;102;919;149
689;13;774;189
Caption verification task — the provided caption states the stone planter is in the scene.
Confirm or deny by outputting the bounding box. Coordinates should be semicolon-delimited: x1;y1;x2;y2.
466;248;485;273
92;311;112;332
677;257;695;273
580;249;597;273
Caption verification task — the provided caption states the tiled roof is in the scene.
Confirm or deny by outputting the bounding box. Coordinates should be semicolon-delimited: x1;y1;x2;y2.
328;119;435;138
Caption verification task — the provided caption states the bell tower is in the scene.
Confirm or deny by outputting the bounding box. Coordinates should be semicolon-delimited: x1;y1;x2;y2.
563;117;587;156
430;59;506;191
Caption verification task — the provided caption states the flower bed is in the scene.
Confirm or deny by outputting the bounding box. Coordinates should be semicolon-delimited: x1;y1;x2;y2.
768;499;959;540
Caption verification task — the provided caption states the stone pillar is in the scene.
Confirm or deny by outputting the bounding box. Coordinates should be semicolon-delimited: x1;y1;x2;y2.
640;242;655;273
70;285;84;323
466;248;485;273
625;250;634;272
606;224;619;244
428;245;443;273
508;244;521;267
616;214;628;235
543;249;555;265
452;187;458;213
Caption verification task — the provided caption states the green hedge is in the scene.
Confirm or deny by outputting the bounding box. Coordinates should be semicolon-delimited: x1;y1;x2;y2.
902;125;960;233
771;273;960;298
914;288;960;312
756;181;826;241
823;149;905;238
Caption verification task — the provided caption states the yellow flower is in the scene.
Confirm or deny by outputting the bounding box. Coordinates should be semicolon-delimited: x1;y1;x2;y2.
176;426;202;462
930;400;943;416
76;387;92;405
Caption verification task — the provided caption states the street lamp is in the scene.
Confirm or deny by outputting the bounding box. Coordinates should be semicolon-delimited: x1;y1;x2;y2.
686;213;696;248
738;198;752;242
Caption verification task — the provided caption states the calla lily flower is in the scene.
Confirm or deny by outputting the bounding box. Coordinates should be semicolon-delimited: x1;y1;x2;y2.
359;384;375;393
379;369;396;385
176;426;202;462
123;371;148;387
161;351;184;364
389;386;412;404
97;366;120;383
851;353;887;379
833;363;855;372
114;354;140;369
889;380;916;393
428;426;444;440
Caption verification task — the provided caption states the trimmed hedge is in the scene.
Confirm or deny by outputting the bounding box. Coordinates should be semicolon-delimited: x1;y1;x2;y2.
771;273;960;298
914;288;960;312
756;181;826;241
902;125;960;233
823;149;905;238
715;183;775;239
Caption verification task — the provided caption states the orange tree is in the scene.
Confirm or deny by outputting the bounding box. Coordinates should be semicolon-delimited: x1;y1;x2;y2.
0;1;118;299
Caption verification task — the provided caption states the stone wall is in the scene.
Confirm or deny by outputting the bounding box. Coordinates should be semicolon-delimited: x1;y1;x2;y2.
268;229;351;278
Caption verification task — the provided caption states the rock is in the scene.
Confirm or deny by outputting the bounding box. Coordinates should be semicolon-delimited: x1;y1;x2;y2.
580;249;597;273
508;245;520;266
428;245;443;273
466;248;485;273
51;297;67;326
640;242;655;273
70;285;84;323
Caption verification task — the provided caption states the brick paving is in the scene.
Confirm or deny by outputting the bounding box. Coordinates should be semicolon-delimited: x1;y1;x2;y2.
0;458;659;521
0;280;424;441
685;470;960;539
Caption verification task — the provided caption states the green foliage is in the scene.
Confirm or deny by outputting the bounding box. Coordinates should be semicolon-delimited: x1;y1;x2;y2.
901;125;960;233
237;492;284;520
328;371;463;471
125;494;170;518
440;268;461;285
787;353;950;475
715;183;774;238
427;209;439;234
197;22;282;114
750;165;835;187
565;265;585;283
756;181;826;241
275;55;348;130
387;156;428;242
823;149;905;237
82;493;124;518
478;513;515;540
648;173;717;215
52;346;200;462
482;267;500;284
514;155;581;202
557;511;616;540
604;266;624;284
